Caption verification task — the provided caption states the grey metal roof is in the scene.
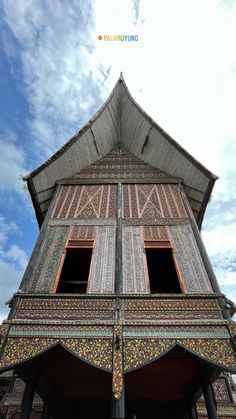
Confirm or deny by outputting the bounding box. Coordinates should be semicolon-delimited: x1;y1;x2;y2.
24;75;217;228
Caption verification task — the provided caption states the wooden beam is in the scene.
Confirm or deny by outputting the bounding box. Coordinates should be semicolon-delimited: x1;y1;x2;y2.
188;404;198;419
42;401;51;419
203;383;218;419
111;391;125;418
20;382;35;419
115;183;122;294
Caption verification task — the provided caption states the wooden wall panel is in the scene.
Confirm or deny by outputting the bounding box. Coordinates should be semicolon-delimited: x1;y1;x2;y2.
122;184;187;219
122;226;149;294
169;224;212;293
142;225;169;240
27;226;69;293
89;226;115;294
52;185;117;219
69;226;95;240
27;224;115;294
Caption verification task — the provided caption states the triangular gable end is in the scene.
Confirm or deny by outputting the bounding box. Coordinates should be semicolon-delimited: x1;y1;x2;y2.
24;75;217;228
58;147;181;184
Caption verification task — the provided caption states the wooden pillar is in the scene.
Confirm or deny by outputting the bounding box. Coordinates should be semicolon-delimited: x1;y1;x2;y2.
42;402;51;419
20;382;35;419
115;182;123;294
188;403;198;419
111;391;125;418
203;383;218;419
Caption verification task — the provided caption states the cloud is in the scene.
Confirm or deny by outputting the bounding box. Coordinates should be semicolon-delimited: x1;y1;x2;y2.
0;260;22;324
5;244;28;271
2;0;109;161
0;215;28;323
132;0;140;24
222;0;236;7
0;214;19;245
203;194;236;245
0;131;28;193
211;252;236;303
202;190;236;302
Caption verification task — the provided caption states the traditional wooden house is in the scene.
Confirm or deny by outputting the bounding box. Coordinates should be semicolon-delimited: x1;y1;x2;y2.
0;75;236;419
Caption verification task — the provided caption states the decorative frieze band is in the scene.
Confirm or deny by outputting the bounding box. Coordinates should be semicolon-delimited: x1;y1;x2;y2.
123;299;220;311
122;217;188;226
18;298;115;311
48;218;116;226
16;310;115;321
123;310;222;320
123;325;230;339
8;325;113;338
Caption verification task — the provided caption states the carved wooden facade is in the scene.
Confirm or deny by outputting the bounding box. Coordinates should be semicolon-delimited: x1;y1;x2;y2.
0;76;236;419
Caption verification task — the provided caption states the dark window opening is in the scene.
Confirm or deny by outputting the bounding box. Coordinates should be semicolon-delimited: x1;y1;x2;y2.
57;248;92;293
146;248;181;293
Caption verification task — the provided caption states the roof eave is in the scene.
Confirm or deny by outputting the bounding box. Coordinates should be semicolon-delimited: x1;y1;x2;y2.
196;176;217;230
25;177;44;228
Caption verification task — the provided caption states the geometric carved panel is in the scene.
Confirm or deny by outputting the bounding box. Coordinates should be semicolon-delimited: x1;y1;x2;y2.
123;298;220;312
142;225;169;240
18;298;115;311
28;226;69;293
122;295;223;320
74;147;169;181
89;226;116;293
69;225;96;240
15;297;116;320
169;224;212;293
52;185;116;219
212;378;231;402
122;226;149;294
123;184;187;219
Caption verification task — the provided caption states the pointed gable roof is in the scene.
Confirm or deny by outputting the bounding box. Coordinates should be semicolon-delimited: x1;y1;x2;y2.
24;75;217;228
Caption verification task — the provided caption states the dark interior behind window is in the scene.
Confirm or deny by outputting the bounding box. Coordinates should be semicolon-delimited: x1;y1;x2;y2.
57;248;92;293
146;248;181;293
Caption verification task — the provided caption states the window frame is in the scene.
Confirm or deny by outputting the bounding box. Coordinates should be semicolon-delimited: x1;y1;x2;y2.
143;239;185;294
52;239;95;294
